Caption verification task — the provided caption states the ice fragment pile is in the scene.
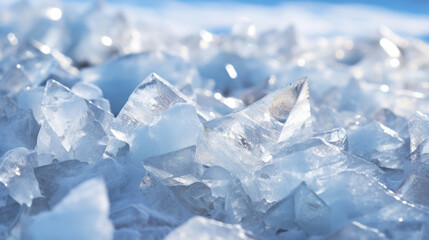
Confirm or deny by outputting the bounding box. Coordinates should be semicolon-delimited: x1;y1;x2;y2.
0;1;429;239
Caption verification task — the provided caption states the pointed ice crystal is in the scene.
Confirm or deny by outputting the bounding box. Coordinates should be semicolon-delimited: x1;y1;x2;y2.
37;80;108;163
28;179;114;240
165;216;252;240
408;112;429;154
118;73;189;127
0;147;41;206
81;52;200;114
196;78;312;178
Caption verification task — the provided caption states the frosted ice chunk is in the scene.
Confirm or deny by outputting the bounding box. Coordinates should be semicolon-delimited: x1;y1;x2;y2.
0;147;41;206
118;73;189;127
37;80;108;163
165;216;252;240
130;103;203;159
28;178;114;240
81;52;200;114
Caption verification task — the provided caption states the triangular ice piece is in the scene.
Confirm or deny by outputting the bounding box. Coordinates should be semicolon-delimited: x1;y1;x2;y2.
117;73;190;127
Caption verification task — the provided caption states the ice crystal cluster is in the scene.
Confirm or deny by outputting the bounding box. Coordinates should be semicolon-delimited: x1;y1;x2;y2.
1;1;429;240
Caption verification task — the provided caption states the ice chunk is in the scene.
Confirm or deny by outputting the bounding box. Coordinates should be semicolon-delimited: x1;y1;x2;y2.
264;182;331;235
314;128;348;151
0;42;57;95
256;138;348;203
28;178;114;240
396;173;429;206
165;216;252;240
224;178;256;223
34;160;89;206
347;121;407;169
130;103;203;159
37;80;108;163
0;97;40;156
117;73;189;127
0;147;40;206
196;78;311;178
81;52;200;114
143;146;200;181
0;182;21;236
139;172;193;222
408;112;429;154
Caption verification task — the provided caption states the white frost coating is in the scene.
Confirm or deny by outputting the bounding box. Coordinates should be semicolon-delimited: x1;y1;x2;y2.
29;179;113;240
165;216;252;240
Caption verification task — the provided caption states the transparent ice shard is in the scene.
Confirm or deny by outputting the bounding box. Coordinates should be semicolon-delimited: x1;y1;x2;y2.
224;178;256;224
196;78;312;179
347;121;407;169
294;182;331;235
81;52;200;114
165;216;252;240
139;172;193;222
277;78;312;142
314;128;348;151
36;80;108;163
408;112;429;154
34;160;89;206
0;42;57;95
128;102;202;160
143;146;200;181
0;182;21;236
264;182;331;235
256;138;348;203
110;204;173;231
0;97;39;156
0;147;40;206
28;179;114;240
118;73;189;127
396;173;429;206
